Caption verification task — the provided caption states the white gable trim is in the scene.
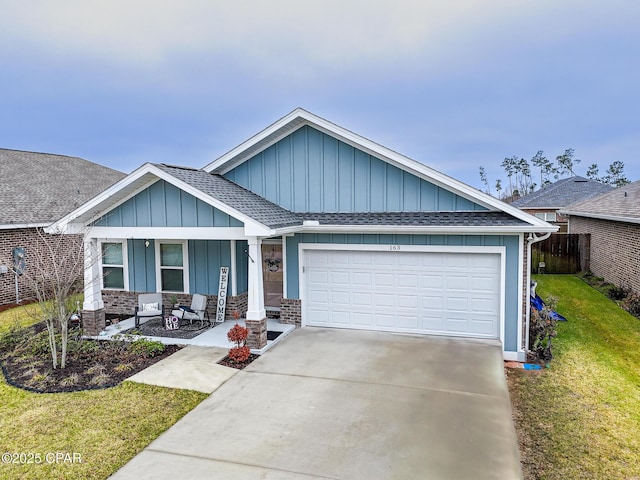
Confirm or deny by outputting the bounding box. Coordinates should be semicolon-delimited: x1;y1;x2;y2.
47;163;272;236
203;108;552;230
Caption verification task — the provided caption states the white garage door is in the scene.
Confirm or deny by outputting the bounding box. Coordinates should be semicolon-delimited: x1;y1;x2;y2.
304;249;501;338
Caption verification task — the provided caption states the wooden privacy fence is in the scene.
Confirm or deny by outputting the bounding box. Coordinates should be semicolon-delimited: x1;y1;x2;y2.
531;233;590;274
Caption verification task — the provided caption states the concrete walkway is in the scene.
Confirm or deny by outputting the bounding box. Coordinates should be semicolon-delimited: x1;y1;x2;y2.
127;345;237;393
113;328;522;480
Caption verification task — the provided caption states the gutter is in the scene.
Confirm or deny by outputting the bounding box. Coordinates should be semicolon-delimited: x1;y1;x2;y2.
524;232;553;353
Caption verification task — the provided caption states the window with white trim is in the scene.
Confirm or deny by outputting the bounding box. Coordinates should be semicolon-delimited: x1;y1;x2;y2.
535;212;557;221
101;242;126;290
157;241;188;292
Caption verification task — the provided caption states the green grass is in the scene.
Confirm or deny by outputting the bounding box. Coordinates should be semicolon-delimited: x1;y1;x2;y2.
0;302;44;333
0;304;208;480
511;275;640;479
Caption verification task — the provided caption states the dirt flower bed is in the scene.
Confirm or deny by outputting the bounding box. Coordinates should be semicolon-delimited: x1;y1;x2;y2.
217;353;259;370
0;321;180;393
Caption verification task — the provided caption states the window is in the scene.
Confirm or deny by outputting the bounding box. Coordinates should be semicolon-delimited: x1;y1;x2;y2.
157;242;188;292
535;212;557;222
101;242;126;289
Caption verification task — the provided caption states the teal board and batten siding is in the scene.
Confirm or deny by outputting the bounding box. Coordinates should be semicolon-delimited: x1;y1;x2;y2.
285;233;521;352
125;239;248;295
224;126;488;213
93;180;244;227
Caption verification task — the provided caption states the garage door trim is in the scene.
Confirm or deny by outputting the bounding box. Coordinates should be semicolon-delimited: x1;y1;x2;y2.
299;243;506;346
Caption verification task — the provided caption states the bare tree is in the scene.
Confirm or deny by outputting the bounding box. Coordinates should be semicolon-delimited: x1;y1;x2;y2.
2;228;88;369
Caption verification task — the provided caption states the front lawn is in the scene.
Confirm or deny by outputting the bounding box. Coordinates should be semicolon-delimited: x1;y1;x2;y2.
509;275;640;479
0;305;208;479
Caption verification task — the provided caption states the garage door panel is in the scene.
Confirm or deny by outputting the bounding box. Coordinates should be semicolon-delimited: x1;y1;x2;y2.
305;250;500;339
352;312;373;326
331;291;350;305
352;292;372;306
373;313;394;328
352;273;371;286
397;274;419;288
375;293;395;308
374;273;394;287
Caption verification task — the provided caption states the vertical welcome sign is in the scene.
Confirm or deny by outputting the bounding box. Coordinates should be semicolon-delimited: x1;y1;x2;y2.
216;266;229;323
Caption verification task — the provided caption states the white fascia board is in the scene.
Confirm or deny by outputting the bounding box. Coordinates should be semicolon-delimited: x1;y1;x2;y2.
273;223;558;236
87;226;247;240
203;108;550;230
1;223;49;230
560;210;640;225
48;163;272;236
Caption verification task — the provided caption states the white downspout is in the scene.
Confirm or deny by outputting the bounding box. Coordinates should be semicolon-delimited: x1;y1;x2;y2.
525;232;552;353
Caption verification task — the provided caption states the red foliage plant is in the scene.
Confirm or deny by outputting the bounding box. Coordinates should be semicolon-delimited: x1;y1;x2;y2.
227;323;250;363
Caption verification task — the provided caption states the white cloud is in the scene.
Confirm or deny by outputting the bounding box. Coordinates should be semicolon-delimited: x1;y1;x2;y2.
3;0;584;74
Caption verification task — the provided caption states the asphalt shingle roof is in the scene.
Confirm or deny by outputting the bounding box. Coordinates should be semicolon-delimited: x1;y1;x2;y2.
510;176;613;209
561;180;640;222
157;164;528;229
0;149;125;225
155;164;302;229
299;211;528;227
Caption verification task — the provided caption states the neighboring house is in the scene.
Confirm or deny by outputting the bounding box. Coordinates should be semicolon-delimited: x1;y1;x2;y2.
561;180;640;294
510;176;613;232
0;149;125;305
49;109;556;360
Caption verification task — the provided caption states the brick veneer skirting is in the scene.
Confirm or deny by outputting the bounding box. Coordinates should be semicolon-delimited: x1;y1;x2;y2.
569;216;640;294
101;290;249;321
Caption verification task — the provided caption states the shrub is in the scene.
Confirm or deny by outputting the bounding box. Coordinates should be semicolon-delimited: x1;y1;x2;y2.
529;295;559;363
128;339;165;358
89;373;112;386
113;362;135;374
60;373;80;387
227;323;250;363
228;345;251;363
624;293;640;318
607;283;630;301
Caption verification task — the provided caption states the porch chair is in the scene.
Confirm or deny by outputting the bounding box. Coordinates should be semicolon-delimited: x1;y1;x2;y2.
134;293;165;328
171;294;210;328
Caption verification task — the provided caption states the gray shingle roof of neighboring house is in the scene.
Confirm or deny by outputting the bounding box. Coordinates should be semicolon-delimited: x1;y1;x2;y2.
0;149;125;226
560;180;640;223
510;176;613;209
157;164;528;229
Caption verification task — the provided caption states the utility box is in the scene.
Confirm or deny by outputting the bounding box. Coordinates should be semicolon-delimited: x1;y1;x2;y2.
0;265;8;274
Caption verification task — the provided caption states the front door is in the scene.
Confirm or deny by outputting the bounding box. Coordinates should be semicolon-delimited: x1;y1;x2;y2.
262;241;283;308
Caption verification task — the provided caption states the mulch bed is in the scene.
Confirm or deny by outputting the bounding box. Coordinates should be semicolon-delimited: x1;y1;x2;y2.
0;322;180;393
217;353;260;370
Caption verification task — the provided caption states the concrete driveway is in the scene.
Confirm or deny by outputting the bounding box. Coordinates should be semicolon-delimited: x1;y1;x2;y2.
111;328;522;480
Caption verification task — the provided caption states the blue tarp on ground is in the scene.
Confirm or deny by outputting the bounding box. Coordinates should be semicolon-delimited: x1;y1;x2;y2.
530;294;567;321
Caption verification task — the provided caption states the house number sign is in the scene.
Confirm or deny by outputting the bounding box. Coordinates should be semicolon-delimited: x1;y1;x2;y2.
216;266;229;323
389;245;401;251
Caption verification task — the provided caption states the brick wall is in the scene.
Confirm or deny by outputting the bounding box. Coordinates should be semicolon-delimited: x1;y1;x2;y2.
0;228;83;306
280;298;302;326
569;216;640;294
101;290;249;321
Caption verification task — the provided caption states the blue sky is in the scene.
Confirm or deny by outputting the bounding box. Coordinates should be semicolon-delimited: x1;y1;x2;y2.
1;1;638;192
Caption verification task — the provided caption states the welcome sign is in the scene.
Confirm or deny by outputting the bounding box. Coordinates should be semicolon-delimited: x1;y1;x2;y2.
216;266;229;323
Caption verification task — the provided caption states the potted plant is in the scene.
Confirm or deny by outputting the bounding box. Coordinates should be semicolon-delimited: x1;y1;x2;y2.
169;294;180;309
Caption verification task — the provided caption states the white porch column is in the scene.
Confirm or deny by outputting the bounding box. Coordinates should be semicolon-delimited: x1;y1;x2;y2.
245;236;267;349
82;237;104;311
246;236;265;320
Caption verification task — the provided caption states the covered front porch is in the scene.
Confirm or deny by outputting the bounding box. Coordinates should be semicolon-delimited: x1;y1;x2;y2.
93;316;295;354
